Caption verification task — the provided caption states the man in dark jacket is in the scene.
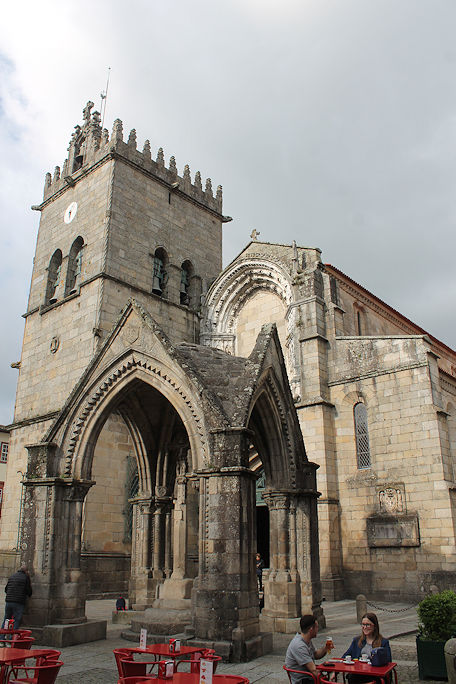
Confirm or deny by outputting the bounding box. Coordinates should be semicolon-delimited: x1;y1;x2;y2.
4;566;32;628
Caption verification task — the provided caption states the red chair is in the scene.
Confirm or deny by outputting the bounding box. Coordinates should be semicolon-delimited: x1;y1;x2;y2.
118;679;159;683
34;651;61;667
284;665;318;682
175;653;222;673
10;638;35;649
120;659;159;679
114;648;136;677
7;660;63;683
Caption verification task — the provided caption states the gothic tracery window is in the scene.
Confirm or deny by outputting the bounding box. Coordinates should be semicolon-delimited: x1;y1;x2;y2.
354;402;371;469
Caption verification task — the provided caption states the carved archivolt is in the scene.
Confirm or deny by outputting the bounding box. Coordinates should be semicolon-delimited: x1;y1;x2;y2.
202;257;293;344
62;354;207;477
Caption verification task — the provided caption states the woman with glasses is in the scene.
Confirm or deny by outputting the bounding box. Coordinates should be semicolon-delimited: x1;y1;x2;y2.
342;612;392;683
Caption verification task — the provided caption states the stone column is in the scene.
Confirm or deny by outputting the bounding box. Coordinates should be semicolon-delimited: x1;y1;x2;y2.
260;489;325;632
261;491;300;628
170;474;187;580
129;497;157;609
159;474;194;602
20;468;94;626
192;464;260;659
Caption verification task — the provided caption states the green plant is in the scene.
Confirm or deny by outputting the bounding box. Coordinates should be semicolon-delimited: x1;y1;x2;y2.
417;590;456;641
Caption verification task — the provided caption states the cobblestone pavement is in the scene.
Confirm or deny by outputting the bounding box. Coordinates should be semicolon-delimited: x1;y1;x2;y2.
3;597;445;682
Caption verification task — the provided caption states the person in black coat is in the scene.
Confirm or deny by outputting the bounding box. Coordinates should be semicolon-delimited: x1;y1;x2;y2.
4;566;32;629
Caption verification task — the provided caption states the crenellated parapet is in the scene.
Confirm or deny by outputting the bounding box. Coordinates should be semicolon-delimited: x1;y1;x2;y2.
42;101;223;215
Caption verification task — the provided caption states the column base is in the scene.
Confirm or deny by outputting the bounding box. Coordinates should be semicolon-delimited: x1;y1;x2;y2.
321;575;345;601
259;614;300;633
31;619;107;647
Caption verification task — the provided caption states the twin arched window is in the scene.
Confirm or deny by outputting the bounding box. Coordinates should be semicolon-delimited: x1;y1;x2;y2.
354;402;371;469
45;238;84;306
152;249;197;308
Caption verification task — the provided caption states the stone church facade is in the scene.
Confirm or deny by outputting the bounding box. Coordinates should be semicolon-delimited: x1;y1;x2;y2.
1;103;456;654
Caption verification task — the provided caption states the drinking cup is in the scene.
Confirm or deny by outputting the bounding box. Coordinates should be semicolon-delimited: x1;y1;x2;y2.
325;637;334;651
344;655;352;662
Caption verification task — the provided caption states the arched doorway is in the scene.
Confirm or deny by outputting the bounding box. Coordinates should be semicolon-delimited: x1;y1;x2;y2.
78;378;200;609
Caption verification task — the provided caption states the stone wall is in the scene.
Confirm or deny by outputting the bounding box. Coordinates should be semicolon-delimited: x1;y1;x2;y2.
81;551;130;598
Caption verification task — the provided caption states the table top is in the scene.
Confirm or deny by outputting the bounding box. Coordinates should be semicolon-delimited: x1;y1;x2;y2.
318;658;397;676
0;630;27;636
0;648;55;664
131;644;207;658
166;674;248;683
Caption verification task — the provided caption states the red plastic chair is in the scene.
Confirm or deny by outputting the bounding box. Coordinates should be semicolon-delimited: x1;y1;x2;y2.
284;665;318;682
7;660;63;683
120;659;159;679
10;638;35;649
113;648;136;677
118;678;159;683
34;651;61;667
175;653;222;673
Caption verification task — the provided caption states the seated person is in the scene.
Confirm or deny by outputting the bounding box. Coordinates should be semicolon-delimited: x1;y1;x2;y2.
115;595;127;611
342;612;391;683
285;614;331;682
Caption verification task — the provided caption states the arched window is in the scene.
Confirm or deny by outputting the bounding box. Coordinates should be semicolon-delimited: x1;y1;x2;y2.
354;402;371;468
354;303;367;335
180;260;193;306
45;249;63;305
152;247;168;297
65;236;84;296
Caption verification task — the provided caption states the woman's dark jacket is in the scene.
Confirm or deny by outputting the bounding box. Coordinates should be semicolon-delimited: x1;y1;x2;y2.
342;636;392;662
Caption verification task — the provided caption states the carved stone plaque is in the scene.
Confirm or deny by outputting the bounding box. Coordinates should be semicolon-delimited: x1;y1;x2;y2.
367;513;420;548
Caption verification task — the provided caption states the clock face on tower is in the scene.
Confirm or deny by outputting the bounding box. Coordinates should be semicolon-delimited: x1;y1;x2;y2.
64;201;78;224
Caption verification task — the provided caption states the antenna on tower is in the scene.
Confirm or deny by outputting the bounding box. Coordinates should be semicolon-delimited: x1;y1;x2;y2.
100;67;111;130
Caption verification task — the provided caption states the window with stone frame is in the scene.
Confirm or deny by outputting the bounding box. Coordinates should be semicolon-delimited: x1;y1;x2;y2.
45;249;63;305
0;443;7;464
354;402;371;469
152;247;168;297
180;260;193;306
65;236;84;296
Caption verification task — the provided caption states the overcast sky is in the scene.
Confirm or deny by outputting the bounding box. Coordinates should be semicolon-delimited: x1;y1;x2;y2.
1;0;456;425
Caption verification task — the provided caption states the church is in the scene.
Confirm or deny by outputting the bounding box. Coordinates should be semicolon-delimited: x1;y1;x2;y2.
1;102;455;658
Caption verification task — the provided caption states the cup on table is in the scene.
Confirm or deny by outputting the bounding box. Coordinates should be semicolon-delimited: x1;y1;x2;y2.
325;637;334;652
360;654;368;662
344;655;352;662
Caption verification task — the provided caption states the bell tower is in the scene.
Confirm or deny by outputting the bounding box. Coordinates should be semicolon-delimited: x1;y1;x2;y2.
2;102;226;550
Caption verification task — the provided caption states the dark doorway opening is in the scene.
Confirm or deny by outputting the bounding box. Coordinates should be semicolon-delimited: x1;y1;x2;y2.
256;505;270;568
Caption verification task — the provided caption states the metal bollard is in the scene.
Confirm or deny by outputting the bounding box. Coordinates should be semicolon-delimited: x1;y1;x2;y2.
356;594;367;623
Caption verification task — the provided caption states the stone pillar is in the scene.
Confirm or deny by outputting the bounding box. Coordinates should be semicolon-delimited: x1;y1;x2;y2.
260;489;325;632
171;474;187;580
20;466;94;626
164;506;172;578
261;492;300;629
129;497;157;609
192;464;260;659
158;474;194;602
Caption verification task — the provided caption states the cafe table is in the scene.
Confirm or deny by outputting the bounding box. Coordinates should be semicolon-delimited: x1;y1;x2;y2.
119;674;249;683
130;644;208;660
317;657;398;684
0;647;57;684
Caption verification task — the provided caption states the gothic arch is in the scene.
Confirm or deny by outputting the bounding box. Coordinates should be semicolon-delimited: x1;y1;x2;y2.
202;257;293;351
246;365;309;493
51;351;211;481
